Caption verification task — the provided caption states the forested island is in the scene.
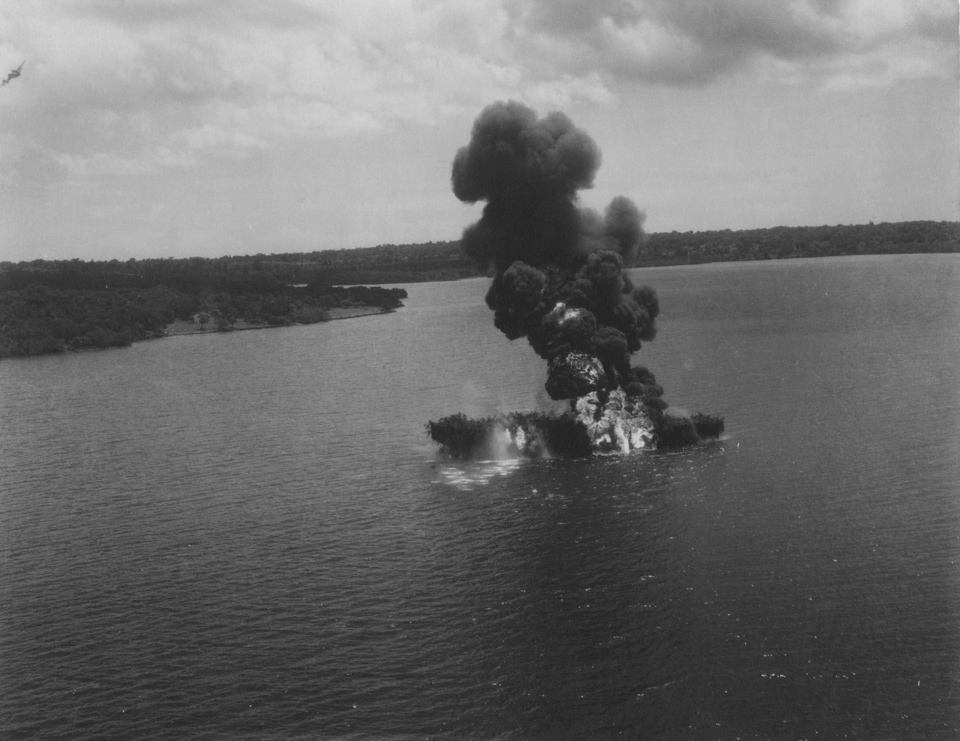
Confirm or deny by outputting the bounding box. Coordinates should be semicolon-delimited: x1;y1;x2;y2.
294;220;959;282
0;263;407;358
1;220;956;359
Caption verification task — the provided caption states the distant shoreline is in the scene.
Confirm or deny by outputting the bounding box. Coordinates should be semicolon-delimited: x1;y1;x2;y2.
162;305;388;337
0;304;398;360
3;223;956;359
0;280;408;359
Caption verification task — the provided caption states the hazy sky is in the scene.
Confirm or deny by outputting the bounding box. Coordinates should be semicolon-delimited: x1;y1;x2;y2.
1;0;958;262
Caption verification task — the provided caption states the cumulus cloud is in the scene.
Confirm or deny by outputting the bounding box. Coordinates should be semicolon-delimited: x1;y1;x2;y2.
3;0;951;187
0;0;955;262
505;0;958;88
0;0;524;181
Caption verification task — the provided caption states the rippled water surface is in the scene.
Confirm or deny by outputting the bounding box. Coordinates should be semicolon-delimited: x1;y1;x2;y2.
1;255;958;739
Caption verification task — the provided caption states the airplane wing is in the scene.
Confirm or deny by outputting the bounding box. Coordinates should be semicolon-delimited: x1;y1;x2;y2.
2;60;24;85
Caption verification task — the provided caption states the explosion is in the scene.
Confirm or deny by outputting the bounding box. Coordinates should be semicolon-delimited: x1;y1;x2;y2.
429;101;723;458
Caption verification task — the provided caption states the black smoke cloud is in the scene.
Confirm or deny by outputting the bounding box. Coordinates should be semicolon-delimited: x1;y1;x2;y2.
453;100;663;404
452;101;599;272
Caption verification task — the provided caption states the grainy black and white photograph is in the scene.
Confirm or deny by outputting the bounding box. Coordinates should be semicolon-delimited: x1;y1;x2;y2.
1;1;958;739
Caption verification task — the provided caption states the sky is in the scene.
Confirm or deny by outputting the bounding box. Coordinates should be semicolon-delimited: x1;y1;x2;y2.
0;0;958;262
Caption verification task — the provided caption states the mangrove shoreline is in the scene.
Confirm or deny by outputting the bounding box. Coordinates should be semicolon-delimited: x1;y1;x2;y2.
2;220;956;359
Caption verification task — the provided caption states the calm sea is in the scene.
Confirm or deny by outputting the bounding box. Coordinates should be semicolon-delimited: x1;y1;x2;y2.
1;255;958;740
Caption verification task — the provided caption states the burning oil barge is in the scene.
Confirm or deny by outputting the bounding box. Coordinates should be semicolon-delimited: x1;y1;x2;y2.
428;101;723;459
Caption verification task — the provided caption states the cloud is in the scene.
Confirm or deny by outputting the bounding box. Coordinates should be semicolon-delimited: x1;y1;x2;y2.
0;0;955;263
7;0;949;191
505;0;958;88
0;0;532;184
526;73;615;109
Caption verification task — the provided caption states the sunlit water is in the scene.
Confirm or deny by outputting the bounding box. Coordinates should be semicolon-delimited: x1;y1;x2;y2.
1;255;958;739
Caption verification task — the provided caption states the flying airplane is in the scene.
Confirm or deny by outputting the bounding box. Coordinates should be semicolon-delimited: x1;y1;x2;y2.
2;60;25;86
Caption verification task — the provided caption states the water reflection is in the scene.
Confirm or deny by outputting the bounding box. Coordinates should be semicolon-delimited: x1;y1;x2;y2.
432;458;524;490
418;450;717;738
3;257;956;740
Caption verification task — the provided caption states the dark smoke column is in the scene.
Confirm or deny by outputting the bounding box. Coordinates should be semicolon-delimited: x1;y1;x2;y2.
429;101;723;457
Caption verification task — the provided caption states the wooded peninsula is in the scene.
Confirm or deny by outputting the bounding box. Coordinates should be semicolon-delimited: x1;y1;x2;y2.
1;220;956;359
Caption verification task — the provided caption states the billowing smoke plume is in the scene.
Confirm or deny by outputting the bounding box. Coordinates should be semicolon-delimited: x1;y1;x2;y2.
453;100;664;407
428;101;723;458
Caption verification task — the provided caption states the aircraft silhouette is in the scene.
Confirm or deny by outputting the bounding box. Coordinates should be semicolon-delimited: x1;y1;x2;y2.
2;60;25;86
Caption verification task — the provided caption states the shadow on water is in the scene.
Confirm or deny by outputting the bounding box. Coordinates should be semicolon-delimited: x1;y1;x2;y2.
417;445;732;739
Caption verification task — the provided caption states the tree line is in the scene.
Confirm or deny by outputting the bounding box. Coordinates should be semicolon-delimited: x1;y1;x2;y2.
0;277;407;359
1;220;955;358
641;220;959;266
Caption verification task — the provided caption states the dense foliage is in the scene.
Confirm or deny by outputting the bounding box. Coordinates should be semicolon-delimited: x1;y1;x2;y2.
0;279;406;358
1;221;955;294
2;220;955;359
642;221;960;266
